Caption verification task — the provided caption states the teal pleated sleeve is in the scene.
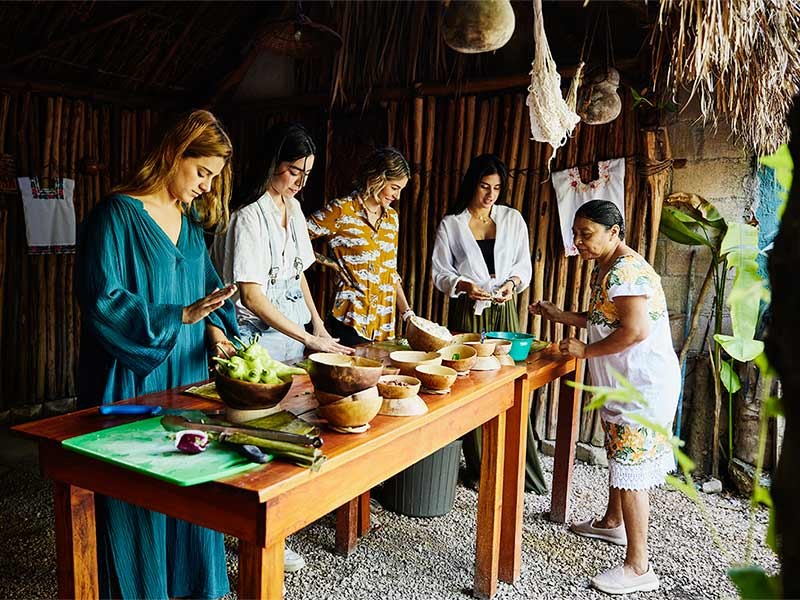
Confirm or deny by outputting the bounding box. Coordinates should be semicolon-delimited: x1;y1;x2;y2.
76;194;237;599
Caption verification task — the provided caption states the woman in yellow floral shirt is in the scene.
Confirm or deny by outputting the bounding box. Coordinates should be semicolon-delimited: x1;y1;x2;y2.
307;147;413;345
530;200;679;595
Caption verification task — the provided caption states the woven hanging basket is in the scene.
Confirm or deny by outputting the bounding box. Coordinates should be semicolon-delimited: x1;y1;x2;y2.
257;14;342;59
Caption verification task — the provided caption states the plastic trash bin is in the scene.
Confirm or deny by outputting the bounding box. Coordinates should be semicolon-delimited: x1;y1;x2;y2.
378;439;463;517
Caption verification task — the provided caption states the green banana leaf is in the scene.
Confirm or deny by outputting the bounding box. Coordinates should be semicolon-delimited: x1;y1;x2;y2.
713;334;764;363
719;360;741;394
660;205;716;248
665;192;726;230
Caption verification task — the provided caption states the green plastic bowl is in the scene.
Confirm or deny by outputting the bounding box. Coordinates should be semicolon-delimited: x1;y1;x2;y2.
485;331;536;361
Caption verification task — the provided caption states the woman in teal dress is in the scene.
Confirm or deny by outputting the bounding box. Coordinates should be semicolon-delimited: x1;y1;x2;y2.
76;110;238;599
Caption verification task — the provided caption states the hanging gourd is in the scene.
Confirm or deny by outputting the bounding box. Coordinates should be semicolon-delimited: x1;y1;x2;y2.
576;7;622;125
442;0;516;54
577;67;622;125
525;0;580;167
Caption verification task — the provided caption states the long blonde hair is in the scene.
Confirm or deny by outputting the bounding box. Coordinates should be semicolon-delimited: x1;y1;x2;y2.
113;109;233;230
353;146;410;206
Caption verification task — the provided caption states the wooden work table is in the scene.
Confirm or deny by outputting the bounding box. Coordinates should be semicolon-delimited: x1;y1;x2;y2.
13;344;581;599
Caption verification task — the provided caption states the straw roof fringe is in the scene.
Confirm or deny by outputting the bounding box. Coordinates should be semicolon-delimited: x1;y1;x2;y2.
653;0;800;154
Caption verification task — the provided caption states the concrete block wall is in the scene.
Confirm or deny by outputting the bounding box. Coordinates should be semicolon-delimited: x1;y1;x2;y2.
656;101;757;354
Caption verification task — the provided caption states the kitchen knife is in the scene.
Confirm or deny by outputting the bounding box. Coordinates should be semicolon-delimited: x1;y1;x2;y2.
160;415;324;449
99;405;224;421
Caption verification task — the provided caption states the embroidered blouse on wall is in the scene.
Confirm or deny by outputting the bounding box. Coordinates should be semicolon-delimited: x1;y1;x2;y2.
551;158;625;256
17;177;77;254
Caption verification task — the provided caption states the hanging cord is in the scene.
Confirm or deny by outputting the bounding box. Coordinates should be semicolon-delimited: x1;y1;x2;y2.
568;6;601;112
582;6;602;66
604;5;616;71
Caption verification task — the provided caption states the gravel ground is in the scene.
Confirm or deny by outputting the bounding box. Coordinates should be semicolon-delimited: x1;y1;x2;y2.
0;438;777;600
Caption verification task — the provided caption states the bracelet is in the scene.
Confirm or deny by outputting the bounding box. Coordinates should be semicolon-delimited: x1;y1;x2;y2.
401;309;415;322
502;278;517;291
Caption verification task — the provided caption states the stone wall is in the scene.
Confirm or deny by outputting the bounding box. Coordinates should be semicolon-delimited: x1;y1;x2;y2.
654;100;768;474
656;102;756;354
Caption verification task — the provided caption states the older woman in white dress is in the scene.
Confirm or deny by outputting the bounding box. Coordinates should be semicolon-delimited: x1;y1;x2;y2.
530;200;679;595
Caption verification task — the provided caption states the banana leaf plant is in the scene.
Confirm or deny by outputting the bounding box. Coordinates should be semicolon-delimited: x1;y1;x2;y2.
660;193;767;474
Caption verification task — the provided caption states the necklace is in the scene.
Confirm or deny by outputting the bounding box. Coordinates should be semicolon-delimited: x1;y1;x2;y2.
363;199;382;215
469;208;492;224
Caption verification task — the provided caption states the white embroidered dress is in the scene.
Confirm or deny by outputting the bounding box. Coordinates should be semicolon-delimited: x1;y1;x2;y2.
552;158;625;256
587;254;679;490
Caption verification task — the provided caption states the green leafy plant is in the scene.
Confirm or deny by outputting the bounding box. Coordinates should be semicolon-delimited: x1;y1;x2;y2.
630;87;679;112
660;192;768;473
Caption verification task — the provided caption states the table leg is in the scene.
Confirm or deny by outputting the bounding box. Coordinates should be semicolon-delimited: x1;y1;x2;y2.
499;373;530;583
239;539;284;599
550;360;583;523
357;490;371;537
53;481;98;599
473;411;506;599
334;497;359;556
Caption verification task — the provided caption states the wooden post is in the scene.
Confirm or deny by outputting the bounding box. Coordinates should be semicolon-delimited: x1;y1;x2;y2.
499;373;529;583
53;481;98;599
334;497;359;557
550;360;583;523
473;410;506;599
639;127;672;265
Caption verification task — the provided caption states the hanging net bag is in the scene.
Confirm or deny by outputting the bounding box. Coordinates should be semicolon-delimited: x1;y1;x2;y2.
525;0;580;169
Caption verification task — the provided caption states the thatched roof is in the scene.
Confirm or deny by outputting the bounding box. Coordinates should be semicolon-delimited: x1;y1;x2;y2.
0;1;653;104
0;1;277;98
1;1;797;152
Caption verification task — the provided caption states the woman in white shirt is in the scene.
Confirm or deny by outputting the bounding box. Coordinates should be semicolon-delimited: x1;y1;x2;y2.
213;123;351;364
431;154;544;492
432;154;532;332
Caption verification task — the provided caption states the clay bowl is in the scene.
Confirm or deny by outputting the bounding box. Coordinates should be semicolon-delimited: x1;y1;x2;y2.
414;364;458;391
317;385;378;407
389;350;442;376
452;332;481;344
406;317;452;352
314;389;345;407
492;340;513;356
381;366;402;376
437;344;478;373
318;388;382;428
377;375;421;399
214;366;293;410
307;353;384;396
465;340;498;358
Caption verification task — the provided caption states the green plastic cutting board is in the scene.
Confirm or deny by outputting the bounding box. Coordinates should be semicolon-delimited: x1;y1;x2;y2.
62;417;262;486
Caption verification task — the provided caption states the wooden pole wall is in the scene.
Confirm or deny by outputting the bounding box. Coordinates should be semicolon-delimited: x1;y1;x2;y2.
2;86;665;450
382;91;654;444
0;90;167;414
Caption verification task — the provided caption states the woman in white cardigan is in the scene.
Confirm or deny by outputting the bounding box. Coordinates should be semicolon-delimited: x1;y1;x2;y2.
431;154;544;492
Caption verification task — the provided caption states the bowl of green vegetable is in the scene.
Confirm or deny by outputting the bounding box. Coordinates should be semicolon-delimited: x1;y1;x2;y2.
213;337;306;410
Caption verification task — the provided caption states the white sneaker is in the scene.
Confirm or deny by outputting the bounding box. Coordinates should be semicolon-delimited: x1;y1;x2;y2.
570;518;627;546
284;545;306;573
591;565;659;595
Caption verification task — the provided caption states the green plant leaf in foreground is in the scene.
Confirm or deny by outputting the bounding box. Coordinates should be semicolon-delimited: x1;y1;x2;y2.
763;395;784;419
666;474;699;500
728;566;781;599
759;144;793;196
720;360;742;394
714;334;765;363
